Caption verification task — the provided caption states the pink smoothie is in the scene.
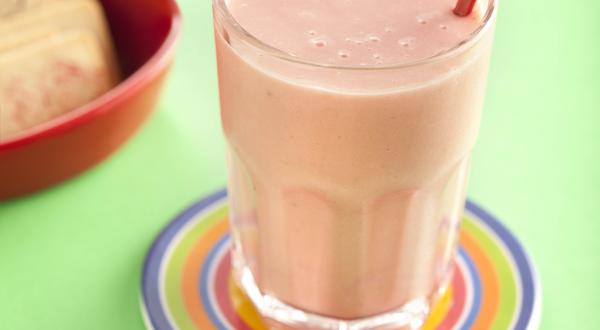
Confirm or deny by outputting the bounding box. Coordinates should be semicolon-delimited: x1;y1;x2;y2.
214;0;496;324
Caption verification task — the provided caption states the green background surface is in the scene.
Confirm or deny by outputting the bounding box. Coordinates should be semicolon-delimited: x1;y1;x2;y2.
0;0;598;329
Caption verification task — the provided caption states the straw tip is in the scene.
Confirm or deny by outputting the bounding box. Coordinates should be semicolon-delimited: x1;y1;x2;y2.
454;0;477;17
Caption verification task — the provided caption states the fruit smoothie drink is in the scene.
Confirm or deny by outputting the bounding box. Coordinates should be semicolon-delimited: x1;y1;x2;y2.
213;0;497;328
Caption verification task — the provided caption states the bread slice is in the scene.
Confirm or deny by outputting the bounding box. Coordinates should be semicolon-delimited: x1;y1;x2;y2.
0;29;115;140
0;0;28;17
0;0;120;83
1;0;95;15
0;26;58;54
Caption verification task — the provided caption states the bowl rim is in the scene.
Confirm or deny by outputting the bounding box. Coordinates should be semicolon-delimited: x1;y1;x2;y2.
0;0;183;151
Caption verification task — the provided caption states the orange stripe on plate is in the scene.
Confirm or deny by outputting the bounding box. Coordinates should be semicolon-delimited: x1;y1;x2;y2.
460;230;500;330
182;218;230;329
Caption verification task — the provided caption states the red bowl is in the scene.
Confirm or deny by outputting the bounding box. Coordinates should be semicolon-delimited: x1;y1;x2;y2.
0;0;182;200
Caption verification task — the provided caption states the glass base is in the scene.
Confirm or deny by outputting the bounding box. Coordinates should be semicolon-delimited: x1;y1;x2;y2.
237;266;434;330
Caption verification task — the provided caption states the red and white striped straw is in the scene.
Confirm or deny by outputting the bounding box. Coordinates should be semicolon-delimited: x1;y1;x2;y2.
454;0;477;16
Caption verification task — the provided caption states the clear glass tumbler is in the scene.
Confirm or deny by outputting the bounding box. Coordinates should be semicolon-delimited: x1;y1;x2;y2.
213;1;497;328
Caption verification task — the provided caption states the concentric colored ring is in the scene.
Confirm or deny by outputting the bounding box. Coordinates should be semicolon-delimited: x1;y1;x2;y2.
141;189;541;330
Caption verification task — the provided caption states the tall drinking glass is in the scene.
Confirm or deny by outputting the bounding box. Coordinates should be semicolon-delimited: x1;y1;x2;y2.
212;0;497;328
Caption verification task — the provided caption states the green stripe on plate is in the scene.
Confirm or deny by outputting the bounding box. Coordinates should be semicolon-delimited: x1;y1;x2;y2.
165;204;228;329
463;216;518;330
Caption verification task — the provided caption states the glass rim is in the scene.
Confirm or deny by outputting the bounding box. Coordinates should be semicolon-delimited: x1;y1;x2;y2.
213;0;498;71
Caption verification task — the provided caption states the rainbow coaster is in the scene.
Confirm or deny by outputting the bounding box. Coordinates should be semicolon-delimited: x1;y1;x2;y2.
141;190;541;330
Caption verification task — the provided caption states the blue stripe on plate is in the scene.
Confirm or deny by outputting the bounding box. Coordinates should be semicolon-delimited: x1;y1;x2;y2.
466;201;537;330
459;247;482;330
142;189;228;330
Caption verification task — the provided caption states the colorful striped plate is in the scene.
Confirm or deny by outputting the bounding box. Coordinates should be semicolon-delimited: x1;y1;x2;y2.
141;189;541;330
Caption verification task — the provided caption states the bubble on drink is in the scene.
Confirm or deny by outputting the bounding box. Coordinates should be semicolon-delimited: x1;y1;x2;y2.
338;50;350;59
310;37;327;48
398;36;416;48
366;34;381;43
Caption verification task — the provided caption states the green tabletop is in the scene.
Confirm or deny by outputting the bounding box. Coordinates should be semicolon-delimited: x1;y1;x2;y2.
0;0;598;329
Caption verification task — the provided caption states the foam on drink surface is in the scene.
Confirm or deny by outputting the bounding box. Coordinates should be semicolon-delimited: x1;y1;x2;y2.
226;0;481;66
